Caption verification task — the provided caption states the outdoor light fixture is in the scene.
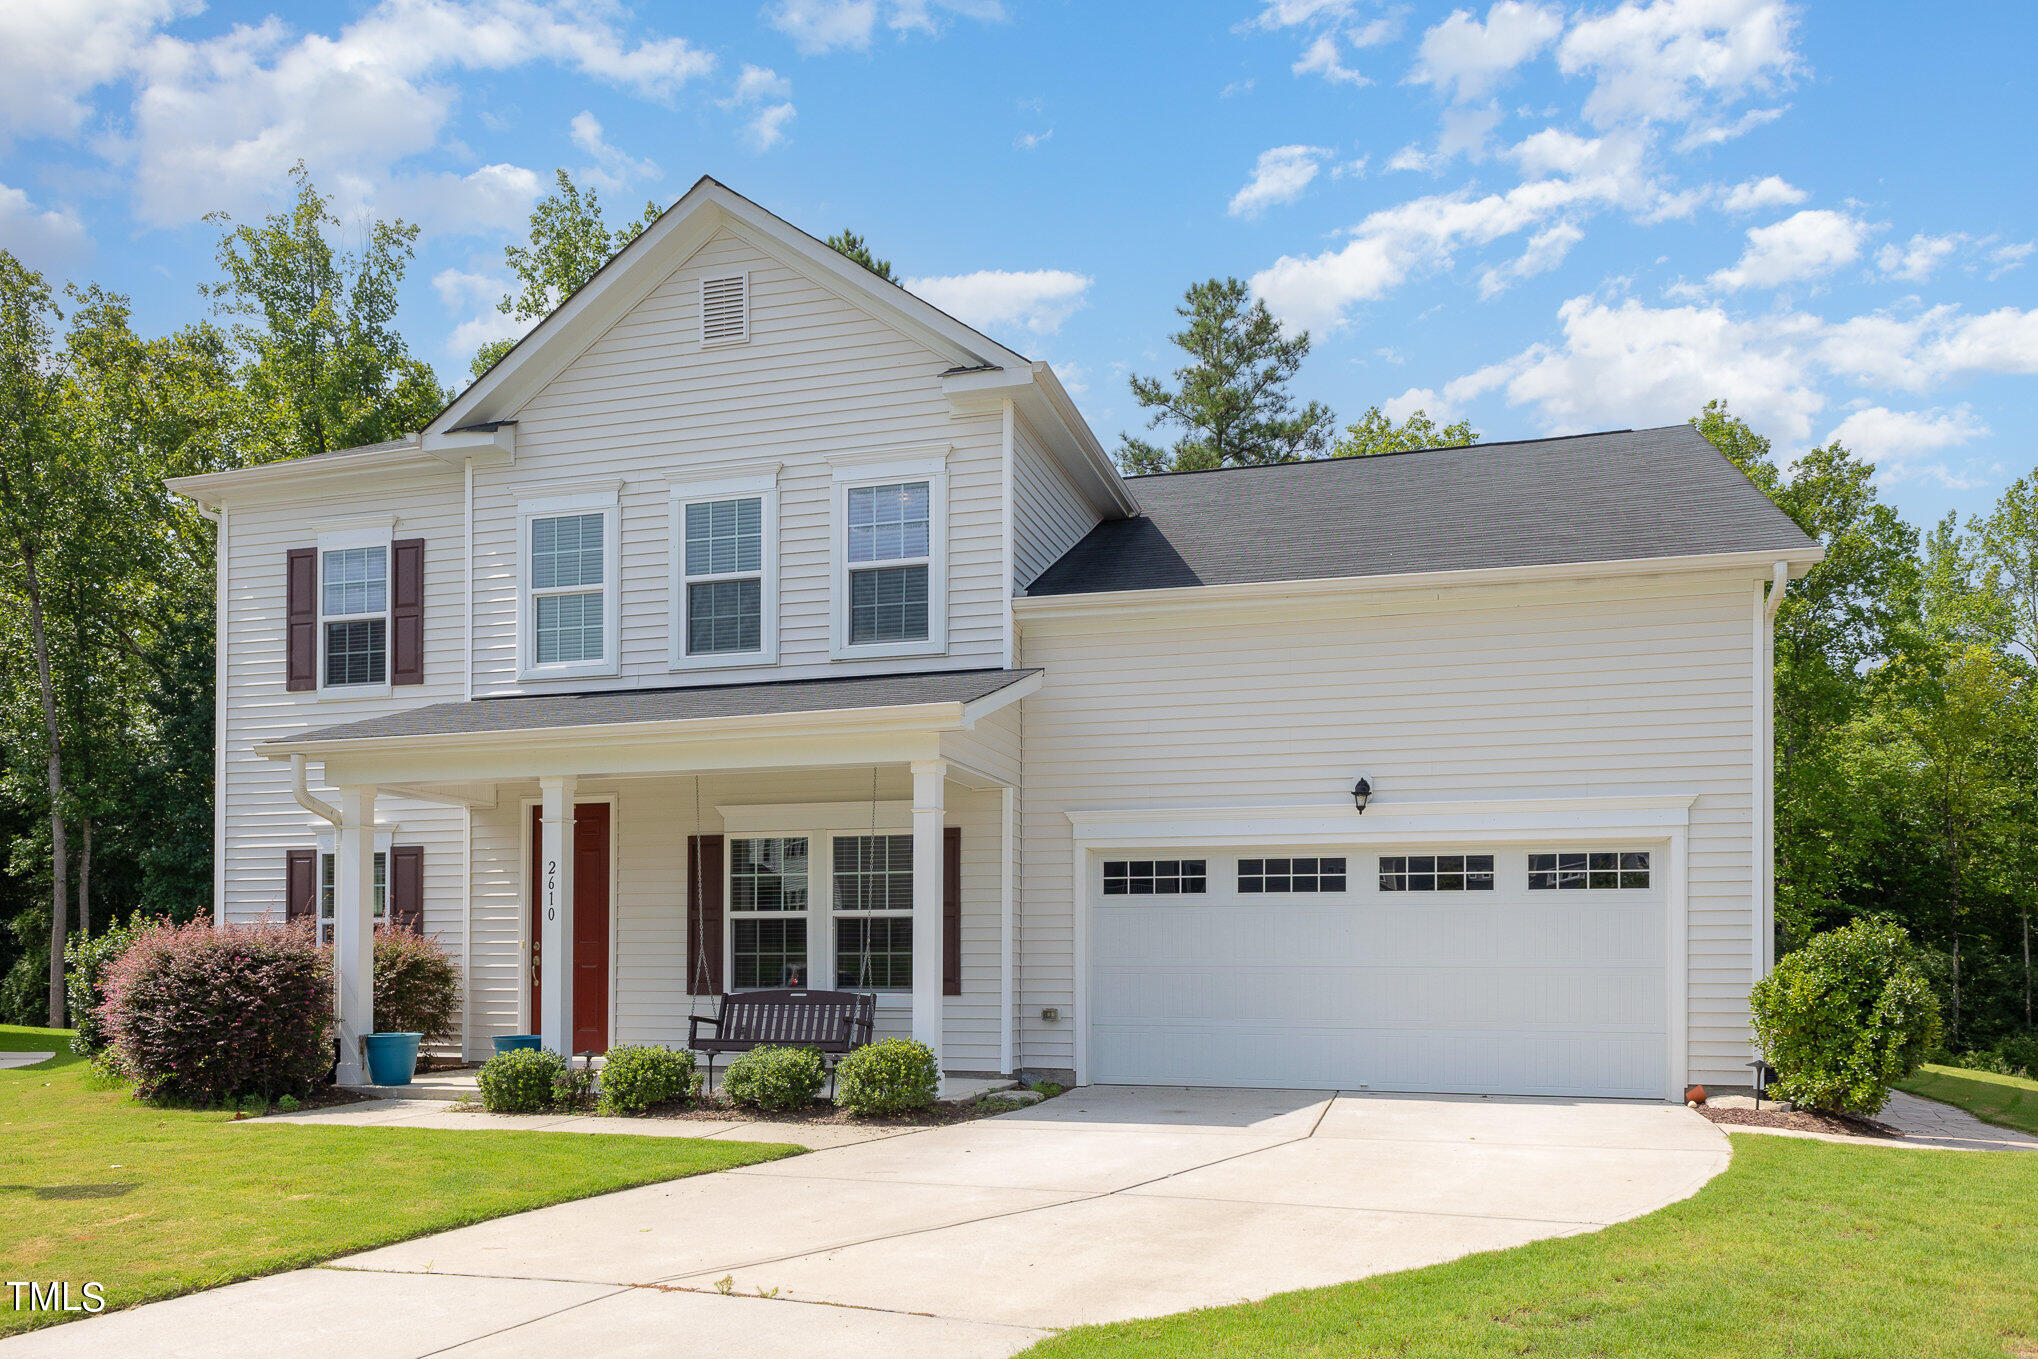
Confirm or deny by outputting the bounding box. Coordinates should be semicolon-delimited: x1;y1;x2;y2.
1351;778;1373;813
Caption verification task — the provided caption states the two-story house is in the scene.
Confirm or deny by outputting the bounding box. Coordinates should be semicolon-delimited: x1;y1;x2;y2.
167;177;1819;1098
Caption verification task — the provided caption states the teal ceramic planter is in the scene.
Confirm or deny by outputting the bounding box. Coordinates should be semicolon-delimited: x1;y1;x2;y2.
493;1034;541;1055
364;1032;423;1085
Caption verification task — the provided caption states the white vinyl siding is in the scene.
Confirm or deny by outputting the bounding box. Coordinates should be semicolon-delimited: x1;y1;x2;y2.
468;228;1006;695
1016;568;1765;1089
1012;411;1100;589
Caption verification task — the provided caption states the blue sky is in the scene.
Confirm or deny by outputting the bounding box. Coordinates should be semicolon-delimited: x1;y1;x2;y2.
4;1;2035;527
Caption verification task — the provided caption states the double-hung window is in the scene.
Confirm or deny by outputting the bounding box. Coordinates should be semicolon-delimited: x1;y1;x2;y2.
832;451;947;658
318;851;386;945
321;544;388;687
832;833;914;990
672;471;778;668
728;836;809;988
520;490;618;680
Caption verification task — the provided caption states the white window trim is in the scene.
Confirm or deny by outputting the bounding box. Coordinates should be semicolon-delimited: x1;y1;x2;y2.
722;819;924;1006
315;524;394;696
699;270;750;348
669;469;780;671
318;847;387;944
517;490;621;682
829;449;949;661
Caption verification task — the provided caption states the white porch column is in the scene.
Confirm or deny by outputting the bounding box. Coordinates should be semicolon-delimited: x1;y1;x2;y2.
910;759;946;1064
537;775;578;1054
333;785;377;1084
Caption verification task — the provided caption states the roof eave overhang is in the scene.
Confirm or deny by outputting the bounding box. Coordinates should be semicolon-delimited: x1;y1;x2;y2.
164;441;447;507
1015;546;1827;619
942;364;1139;520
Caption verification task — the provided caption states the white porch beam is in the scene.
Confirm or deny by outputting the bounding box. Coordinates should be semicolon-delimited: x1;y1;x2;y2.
910;759;946;1064
537;775;578;1054
333;785;377;1085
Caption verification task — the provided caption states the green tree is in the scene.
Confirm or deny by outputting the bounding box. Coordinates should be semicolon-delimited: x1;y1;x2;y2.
472;170;662;377
1120;278;1334;474
1972;474;2038;1025
205;163;444;460
825;229;894;281
1331;405;1478;457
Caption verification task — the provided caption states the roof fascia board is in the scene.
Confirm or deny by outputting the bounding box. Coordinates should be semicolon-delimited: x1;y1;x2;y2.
1066;795;1697;847
164;442;448;507
958;668;1043;725
419;423;515;466
1015;547;1828;620
258;697;975;760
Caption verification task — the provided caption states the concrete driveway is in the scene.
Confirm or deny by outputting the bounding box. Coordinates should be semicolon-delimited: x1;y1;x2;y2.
3;1087;1727;1358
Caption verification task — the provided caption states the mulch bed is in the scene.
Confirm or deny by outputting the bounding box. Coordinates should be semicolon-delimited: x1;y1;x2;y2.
1699;1105;1901;1139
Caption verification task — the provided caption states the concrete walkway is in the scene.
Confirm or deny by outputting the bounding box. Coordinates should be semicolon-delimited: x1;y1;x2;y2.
1;1087;1728;1359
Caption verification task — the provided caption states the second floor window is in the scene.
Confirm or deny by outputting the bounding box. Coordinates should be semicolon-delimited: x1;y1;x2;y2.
530;511;608;668
683;498;764;655
322;545;387;686
846;481;930;645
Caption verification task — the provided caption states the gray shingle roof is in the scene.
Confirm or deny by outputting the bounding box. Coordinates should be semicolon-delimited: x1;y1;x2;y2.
272;668;1039;745
1028;425;1816;596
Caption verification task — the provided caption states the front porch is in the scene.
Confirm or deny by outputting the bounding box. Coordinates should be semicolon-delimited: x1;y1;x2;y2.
264;669;1037;1087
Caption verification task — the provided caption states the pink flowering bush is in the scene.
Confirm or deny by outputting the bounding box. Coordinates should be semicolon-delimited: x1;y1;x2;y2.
100;918;334;1104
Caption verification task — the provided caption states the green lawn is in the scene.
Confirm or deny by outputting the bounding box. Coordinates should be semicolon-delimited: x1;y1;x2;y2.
1898;1063;2038;1137
0;1024;797;1336
1024;1133;2038;1359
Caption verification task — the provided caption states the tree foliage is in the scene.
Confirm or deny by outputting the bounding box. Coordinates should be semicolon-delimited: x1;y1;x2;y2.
1331;405;1478;457
471;170;662;378
825;229;894;281
1120;278;1334;473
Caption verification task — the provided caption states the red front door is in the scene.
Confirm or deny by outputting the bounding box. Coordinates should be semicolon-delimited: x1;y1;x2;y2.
529;802;611;1053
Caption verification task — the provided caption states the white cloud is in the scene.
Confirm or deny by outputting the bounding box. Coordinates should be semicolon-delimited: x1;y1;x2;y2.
721;63;796;152
1709;209;1870;291
765;0;1003;54
0;0;196;146
1229;145;1329;218
0;181;91;272
1876;232;1961;283
1014;128;1053;151
744;102;797;151
380;163;545;237
1381;385;1466;425
1988;240;2034;278
1675;103;1787;149
1825;404;1987;484
112;0;715;226
1252;0;1362;26
1411;2;1562;102
729;63;792;104
569;110;657;191
1557;0;1798;131
1720;174;1805;214
1292;32;1370;85
901;268;1092;336
1477;221;1583;296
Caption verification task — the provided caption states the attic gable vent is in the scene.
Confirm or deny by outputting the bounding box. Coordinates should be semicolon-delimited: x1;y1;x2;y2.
700;273;749;346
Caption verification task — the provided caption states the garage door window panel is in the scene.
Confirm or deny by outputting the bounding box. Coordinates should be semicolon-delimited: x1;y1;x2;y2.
1237;857;1346;893
1103;859;1207;896
1379;854;1495;892
1528;851;1651;891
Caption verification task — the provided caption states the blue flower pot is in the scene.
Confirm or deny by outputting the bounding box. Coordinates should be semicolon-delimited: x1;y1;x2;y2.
493;1034;542;1055
364;1032;423;1086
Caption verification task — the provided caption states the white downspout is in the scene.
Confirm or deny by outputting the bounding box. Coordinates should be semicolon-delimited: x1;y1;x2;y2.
194;502;227;926
1755;562;1787;988
291;753;341;828
463;457;475;702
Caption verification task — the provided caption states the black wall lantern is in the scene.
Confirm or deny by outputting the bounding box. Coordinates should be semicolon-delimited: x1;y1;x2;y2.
1351;777;1373;813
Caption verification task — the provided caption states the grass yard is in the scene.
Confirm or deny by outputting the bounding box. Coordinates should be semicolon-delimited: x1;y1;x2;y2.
1025;1132;2038;1359
0;1025;797;1336
1898;1063;2038;1137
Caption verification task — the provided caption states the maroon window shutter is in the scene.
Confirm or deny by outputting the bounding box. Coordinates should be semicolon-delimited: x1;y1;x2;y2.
942;826;962;996
285;848;317;925
286;548;318;691
389;845;425;932
390;538;425;685
687;834;725;995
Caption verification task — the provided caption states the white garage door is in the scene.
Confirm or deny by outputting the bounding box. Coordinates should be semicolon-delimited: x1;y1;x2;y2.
1089;845;1667;1098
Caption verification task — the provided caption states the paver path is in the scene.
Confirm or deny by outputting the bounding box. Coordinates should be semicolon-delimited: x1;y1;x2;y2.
1879;1089;2038;1150
1;1087;1728;1359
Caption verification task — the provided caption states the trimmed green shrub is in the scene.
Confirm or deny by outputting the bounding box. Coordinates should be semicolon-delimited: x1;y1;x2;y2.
100;918;333;1104
1750;919;1942;1114
723;1044;827;1112
374;926;460;1045
66;919;145;1055
477;1047;566;1113
1996;1034;2038;1078
835;1038;939;1116
598;1044;695;1115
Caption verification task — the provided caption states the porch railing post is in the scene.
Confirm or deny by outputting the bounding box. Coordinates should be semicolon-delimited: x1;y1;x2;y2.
537;775;579;1055
334;784;377;1084
910;759;947;1068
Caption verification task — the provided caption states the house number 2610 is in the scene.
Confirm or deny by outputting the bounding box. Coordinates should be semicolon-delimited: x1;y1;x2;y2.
545;858;558;921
